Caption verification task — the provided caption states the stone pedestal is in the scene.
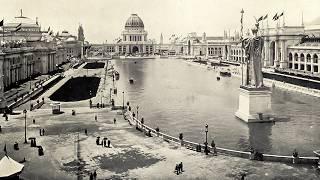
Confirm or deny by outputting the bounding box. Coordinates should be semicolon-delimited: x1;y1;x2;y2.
235;86;273;123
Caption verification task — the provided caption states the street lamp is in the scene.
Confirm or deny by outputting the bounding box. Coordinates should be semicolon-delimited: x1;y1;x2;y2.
136;106;139;121
205;124;209;155
23;109;27;144
122;91;124;110
109;88;112;103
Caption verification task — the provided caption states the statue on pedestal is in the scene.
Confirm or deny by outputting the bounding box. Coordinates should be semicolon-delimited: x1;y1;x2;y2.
242;22;264;88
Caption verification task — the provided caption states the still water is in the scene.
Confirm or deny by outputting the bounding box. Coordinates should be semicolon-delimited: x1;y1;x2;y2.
113;58;320;156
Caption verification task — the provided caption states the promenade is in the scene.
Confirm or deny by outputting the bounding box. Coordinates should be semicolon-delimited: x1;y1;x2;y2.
0;60;319;179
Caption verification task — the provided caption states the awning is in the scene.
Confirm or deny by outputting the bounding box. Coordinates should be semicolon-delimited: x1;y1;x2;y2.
0;156;24;178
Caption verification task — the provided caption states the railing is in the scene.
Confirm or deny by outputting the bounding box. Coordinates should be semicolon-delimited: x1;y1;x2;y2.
123;109;319;165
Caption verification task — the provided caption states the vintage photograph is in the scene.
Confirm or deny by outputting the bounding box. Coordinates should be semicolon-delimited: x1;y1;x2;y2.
0;0;320;179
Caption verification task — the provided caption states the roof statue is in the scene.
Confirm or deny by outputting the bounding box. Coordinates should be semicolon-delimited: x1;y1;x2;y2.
78;24;85;42
242;21;264;88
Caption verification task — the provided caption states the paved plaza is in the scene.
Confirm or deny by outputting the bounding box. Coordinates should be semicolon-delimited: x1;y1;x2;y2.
0;63;319;179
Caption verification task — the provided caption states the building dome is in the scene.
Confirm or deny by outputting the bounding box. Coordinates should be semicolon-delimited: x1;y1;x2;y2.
125;14;144;28
5;16;39;28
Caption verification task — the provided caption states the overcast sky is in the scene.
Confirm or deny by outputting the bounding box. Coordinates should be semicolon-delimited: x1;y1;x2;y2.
1;0;320;43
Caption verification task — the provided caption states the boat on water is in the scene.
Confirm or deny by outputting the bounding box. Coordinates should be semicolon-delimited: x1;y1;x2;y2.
220;71;231;77
129;78;134;84
314;150;320;156
160;55;169;58
120;55;156;60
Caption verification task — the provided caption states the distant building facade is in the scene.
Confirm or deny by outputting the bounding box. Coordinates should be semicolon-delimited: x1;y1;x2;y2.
102;14;155;55
0;11;86;109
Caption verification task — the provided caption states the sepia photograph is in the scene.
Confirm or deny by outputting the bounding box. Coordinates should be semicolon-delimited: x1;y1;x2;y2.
0;0;320;179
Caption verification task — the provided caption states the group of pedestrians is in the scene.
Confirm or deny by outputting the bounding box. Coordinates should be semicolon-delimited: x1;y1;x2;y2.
89;170;97;180
174;162;184;175
96;137;111;148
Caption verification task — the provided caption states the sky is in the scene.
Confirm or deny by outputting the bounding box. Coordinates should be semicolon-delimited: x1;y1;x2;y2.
1;0;320;43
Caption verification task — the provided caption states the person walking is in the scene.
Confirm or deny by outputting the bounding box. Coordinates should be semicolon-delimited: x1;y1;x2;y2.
113;118;116;124
175;164;179;175
39;129;42;136
107;139;111;148
93;170;97;180
95;115;97;122
42;129;45;136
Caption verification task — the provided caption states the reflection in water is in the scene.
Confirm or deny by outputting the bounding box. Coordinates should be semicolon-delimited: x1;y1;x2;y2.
248;123;273;153
113;58;320;156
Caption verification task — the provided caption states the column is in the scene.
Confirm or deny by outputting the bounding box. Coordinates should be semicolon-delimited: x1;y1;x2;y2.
274;41;279;67
264;40;269;67
269;42;274;66
280;40;286;68
311;55;314;73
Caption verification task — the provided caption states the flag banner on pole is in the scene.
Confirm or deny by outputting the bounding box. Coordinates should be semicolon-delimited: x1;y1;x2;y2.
258;16;263;22
15;26;22;32
0;20;3;27
272;13;278;20
16;23;21;28
264;14;268;20
279;12;284;17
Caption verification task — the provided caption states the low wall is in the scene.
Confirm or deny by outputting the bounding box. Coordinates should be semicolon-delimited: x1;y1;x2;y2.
123;109;319;165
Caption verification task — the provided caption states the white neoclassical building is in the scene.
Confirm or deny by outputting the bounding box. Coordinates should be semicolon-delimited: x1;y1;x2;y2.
103;14;155;55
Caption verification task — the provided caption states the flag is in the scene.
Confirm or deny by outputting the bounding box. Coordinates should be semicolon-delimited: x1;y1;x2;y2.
263;14;268;20
48;26;50;31
0;19;3;27
278;12;284;17
14;23;22;32
4;144;7;155
15;26;22;32
49;30;53;35
257;16;263;22
272;13;278;20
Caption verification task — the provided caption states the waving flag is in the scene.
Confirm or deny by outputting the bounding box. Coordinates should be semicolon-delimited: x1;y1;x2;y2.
272;13;278;20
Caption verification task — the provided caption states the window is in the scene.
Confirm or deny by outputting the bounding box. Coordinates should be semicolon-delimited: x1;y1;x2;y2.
300;54;305;62
306;54;311;62
313;54;318;63
288;53;292;61
294;53;298;61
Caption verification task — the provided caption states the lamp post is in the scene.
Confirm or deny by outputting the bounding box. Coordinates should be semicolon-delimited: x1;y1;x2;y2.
109;88;112;103
23;109;27;144
205;124;208;155
122;91;124;110
136;106;139;121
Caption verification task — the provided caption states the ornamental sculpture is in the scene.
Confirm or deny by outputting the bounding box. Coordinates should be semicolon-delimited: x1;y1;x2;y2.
242;22;264;88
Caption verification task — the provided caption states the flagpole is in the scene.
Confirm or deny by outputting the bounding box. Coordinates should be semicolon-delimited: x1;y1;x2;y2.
240;9;244;86
2;18;4;45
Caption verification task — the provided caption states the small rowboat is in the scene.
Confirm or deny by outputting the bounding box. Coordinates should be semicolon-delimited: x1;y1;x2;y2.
313;150;320;156
129;78;134;84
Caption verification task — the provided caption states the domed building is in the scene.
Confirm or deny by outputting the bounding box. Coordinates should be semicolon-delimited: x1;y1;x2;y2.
2;10;42;41
105;14;155;55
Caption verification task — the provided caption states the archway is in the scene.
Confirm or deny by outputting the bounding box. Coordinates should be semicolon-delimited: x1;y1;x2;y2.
269;41;275;66
132;46;139;54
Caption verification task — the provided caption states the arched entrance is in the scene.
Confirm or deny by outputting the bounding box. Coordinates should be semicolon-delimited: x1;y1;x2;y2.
132;46;139;54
